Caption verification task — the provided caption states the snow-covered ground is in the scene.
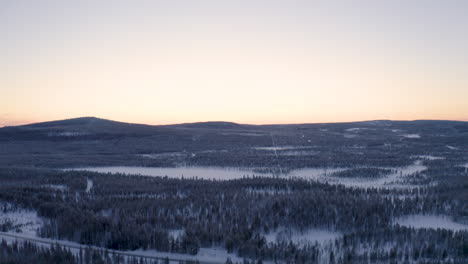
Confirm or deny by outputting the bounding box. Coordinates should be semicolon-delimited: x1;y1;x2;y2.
131;247;249;264
245;187;292;195
0;231;255;264
86;179;93;193
394;215;468;231
140;152;186;159
411;155;444;160
345;127;363;132
276;150;318;156
264;228;341;246
288;160;427;189
71;166;348;181
401;134;421;138
0;208;43;236
42;184;68;191
168;229;185;240
289;167;347;179
48;131;89;137
460;163;468;173
70;160;428;189
70;167;270;180
0;206;251;263
253;146;310;151
221;132;266;137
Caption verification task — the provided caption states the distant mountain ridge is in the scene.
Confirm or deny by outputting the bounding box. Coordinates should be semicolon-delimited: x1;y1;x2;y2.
0;116;467;168
1;116;467;142
7;116;468;130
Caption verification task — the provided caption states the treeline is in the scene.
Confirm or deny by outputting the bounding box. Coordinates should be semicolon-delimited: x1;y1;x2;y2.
0;240;75;264
331;168;394;178
0;167;466;263
0;240;207;264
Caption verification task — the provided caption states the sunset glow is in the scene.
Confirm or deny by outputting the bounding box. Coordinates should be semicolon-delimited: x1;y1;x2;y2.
1;0;467;126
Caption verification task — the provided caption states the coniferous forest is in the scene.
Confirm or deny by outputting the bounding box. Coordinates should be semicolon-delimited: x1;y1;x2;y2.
0;118;467;263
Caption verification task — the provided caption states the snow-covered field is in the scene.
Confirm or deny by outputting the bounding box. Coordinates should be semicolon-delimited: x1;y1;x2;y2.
131;247;249;264
460;163;468;173
394;215;468;231
401;134;421;138
71;167;270;180
221;132;266;137
0;206;251;263
48;131;89;137
289;167;347;179
276;150;319;156
86;179;93;193
245;187;292;195
288;160;427;189
42;184;67;191
345;127;364;132
264;228;341;246
411;155;444;160
446;145;459;150
0;231;255;264
253;146;310;151
0;208;43;236
140;153;186;158
69;166;348;181
168;229;185;240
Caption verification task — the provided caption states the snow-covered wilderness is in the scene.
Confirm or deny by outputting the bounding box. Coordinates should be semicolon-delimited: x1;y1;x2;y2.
71;159;427;189
0;118;467;263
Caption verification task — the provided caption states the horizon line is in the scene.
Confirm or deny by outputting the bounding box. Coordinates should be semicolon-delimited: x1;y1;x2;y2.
2;116;468;128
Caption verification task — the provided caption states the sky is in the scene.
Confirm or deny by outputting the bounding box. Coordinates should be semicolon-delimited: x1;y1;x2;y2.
1;0;468;126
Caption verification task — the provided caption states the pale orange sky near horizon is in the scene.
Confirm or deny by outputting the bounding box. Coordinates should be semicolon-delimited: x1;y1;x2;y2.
1;0;468;127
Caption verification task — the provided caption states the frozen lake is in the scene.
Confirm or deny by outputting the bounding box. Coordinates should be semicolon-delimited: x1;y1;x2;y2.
68;166;345;181
69;160;427;188
71;166;270;180
395;215;468;231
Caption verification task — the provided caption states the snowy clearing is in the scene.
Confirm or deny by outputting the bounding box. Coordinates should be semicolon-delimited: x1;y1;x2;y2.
131;247;249;264
264;228;341;246
345;127;363;132
276;150;318;156
221;132;266;136
0;209;43;236
47;131;89;137
287;161;427;189
168;229;185;240
394;215;468;231
253;146;311;151
289;167;347;179
401;134;420;138
0;232;253;264
140;153;186;158
411;155;444;160
42;184;67;191
86;179;93;193
460;163;468;173
245;187;292;195
71;167;269;180
71;166;348;181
